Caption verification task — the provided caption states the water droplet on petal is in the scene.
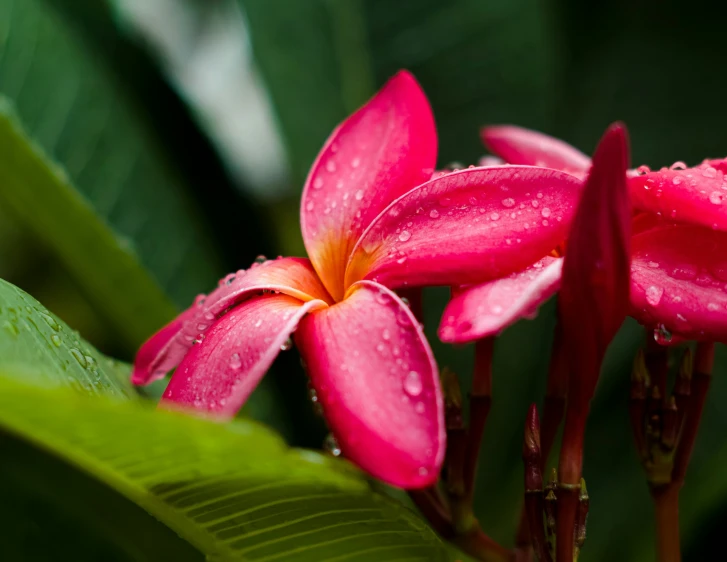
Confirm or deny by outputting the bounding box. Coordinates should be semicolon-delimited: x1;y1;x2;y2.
490;212;500;221
351;157;361;168
415;402;425;414
502;198;515;208
355;190;364;201
254;255;267;264
670;161;687;171
645;285;663;306
70;348;87;367
228;353;242;370
313;178;324;189
429;209;440;218
280;337;293;351
636;165;651;175
710;191;723;205
326;160;337;173
403;371;423;397
541;207;552;218
399;230;412;242
306;201;314;211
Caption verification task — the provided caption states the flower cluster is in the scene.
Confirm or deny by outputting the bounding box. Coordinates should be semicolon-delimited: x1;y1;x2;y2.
132;71;725;561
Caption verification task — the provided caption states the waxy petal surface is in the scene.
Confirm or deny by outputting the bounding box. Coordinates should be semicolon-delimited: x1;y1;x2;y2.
345;166;581;290
131;299;203;385
300;71;437;301
482;125;591;177
133;257;329;385
629;161;727;231
439;257;562;343
295;281;444;489
631;225;727;342
162;295;327;417
559;124;631;401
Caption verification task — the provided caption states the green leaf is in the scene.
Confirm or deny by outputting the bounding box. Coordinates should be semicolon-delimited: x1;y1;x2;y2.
0;0;226;345
0;99;177;349
0;277;134;398
0;379;448;561
239;0;557;181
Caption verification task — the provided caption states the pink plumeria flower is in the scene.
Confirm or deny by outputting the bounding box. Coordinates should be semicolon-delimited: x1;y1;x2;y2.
131;72;580;488
474;124;727;343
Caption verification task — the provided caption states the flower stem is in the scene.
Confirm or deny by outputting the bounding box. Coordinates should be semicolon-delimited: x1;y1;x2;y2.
651;484;681;562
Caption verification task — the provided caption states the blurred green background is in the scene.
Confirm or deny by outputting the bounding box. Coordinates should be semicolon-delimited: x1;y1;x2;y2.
1;0;726;560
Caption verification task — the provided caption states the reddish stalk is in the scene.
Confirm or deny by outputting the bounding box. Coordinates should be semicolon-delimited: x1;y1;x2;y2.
651;484;681;562
555;407;587;562
463;338;495;508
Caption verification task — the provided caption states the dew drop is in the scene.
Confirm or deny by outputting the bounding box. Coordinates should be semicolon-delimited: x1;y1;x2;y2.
541;207;552;218
280;337;293;351
70;348;87;367
355;189;364;201
229;353;241;370
645;285;663;306
326;160;337;173
429;209;440;218
403;370;423;397
502;197;516;208
254;255;267;264
306;201;314;211
636;165;651;175
709;191;723;205
703;166;718;178
324;433;341;456
653;324;673;345
40;313;60;332
351;157;361;168
313;177;324;189
670;161;687;171
490;212;500;221
415;402;425;414
399;230;412;242
707;302;720;311
51;334;62;347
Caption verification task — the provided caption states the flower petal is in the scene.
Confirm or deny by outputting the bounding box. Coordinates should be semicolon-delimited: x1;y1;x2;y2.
630;225;727;342
130;297;204;385
482;125;592;177
162;295;327;417
439;257;562;343
295;280;444;488
629;161;727;231
345;166;581;290
132;257;329;386
300;71;437;301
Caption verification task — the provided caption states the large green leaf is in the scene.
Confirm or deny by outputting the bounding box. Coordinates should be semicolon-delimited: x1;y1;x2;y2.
0;99;177;349
0;277;133;397
0;0;225;342
0;379;449;561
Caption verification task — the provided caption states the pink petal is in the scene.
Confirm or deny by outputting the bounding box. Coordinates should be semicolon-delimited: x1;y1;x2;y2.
630;224;727;342
131;297;204;385
631;211;675;236
133;257;329;386
162;295;327;417
629;161;727;231
295;280;444;489
439;257;563;343
345;166;581;290
482;125;592;177
300;71;437;301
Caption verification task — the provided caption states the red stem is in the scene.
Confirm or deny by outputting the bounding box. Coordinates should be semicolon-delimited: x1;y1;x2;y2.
651;484;681;562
